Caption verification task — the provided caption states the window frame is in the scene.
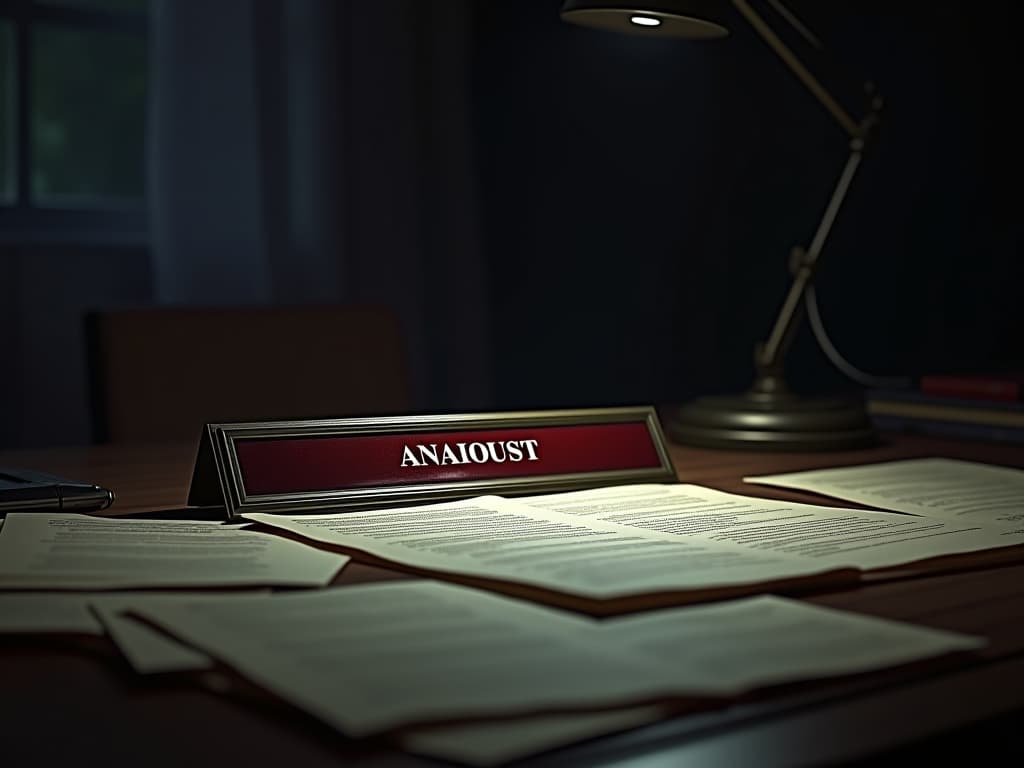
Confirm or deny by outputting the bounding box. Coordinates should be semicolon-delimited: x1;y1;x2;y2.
0;0;149;245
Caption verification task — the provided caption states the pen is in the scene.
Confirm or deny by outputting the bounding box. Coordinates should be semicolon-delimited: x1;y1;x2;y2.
0;468;115;515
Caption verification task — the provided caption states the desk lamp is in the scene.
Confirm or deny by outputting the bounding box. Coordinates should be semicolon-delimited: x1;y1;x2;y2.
561;0;898;450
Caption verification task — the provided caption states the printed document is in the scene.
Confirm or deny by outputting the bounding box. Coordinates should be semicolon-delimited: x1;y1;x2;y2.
123;581;983;738
745;458;1024;527
0;513;348;589
517;483;1024;572
246;486;1024;602
245;497;853;601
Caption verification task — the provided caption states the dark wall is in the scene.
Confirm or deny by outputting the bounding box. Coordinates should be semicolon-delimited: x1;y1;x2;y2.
5;0;1023;449
0;243;152;448
474;0;1024;411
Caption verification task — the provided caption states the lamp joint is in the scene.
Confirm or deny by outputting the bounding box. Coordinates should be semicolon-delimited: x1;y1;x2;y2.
788;246;809;275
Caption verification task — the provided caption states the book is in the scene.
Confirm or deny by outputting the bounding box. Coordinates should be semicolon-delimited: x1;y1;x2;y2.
920;374;1024;403
865;388;1024;443
869;414;1024;445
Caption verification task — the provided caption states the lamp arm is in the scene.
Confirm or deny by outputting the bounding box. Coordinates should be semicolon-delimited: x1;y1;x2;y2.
751;140;864;392
727;0;882;393
730;0;864;139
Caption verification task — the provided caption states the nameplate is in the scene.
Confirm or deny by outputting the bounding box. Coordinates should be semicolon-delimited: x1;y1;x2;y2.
187;407;676;519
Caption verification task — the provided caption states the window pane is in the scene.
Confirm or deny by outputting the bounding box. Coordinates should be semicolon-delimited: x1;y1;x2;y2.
0;22;13;205
31;23;147;205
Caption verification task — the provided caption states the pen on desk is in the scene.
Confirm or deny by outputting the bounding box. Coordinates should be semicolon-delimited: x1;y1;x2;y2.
0;468;115;515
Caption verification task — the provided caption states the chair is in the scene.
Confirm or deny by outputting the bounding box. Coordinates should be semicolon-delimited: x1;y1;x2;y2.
85;305;411;443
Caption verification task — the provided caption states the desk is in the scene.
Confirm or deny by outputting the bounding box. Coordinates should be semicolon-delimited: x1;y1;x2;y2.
2;434;1023;766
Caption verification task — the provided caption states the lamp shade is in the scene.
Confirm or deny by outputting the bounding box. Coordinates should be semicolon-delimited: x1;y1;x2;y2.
560;0;731;39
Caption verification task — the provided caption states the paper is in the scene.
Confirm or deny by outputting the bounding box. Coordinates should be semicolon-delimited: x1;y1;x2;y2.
122;582;983;740
402;707;666;766
745;458;1024;527
244;497;852;601
591;593;981;690
0;594;104;635
90;592;270;674
126;581;663;737
86;589;667;763
0;513;349;589
85;590;667;764
517;483;1024;572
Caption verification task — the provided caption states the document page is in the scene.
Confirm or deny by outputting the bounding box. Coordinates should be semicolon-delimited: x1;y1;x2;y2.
244;497;852;601
0;594;104;635
0;514;348;589
85;592;668;764
745;458;1024;527
403;707;665;766
517;483;1024;572
127;581;668;737
594;593;983;691
90;592;267;674
123;582;983;738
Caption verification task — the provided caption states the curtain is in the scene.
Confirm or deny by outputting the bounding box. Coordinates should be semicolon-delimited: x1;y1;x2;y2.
147;0;490;410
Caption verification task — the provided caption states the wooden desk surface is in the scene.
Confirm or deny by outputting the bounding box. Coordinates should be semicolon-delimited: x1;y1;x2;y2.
2;434;1023;766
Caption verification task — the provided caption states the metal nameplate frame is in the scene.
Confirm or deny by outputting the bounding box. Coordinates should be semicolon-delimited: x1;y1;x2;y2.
188;406;677;519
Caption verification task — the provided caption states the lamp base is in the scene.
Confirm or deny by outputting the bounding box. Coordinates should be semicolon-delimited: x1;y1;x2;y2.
665;390;878;451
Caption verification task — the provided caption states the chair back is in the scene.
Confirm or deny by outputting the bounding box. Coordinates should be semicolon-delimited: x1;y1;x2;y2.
86;305;411;443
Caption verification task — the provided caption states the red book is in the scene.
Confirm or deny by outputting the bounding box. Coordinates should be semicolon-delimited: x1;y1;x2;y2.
920;374;1024;403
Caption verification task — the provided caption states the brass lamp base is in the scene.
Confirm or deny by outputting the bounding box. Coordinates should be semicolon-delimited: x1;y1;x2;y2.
665;390;878;451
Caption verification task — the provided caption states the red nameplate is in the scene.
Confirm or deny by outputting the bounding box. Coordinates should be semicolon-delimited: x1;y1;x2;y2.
187;407;676;518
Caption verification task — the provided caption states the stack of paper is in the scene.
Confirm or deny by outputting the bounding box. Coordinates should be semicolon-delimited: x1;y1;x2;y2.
114;582;984;729
1;581;985;766
242;483;1024;611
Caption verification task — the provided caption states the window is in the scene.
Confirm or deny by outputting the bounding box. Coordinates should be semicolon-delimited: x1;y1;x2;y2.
0;0;148;242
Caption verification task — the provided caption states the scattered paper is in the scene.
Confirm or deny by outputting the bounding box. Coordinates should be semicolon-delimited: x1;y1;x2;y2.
243;497;851;601
85;590;668;764
592;592;981;689
402;706;665;766
124;581;984;739
90;592;265;674
517;483;1024;572
745;458;1024;527
0;514;349;589
128;580;660;737
0;594;104;635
